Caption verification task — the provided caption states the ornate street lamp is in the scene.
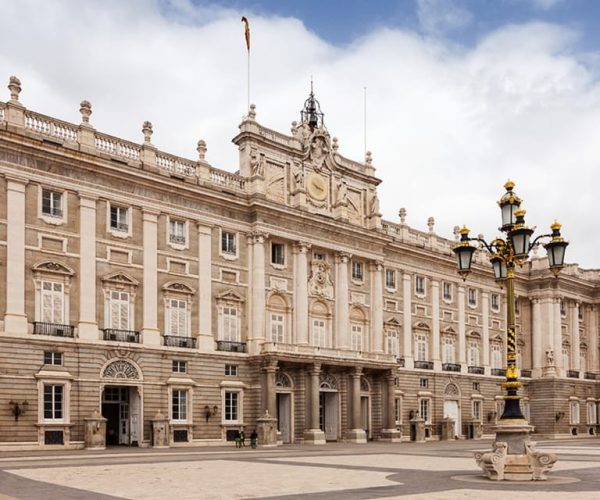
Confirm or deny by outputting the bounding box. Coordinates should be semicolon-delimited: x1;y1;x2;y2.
453;180;568;481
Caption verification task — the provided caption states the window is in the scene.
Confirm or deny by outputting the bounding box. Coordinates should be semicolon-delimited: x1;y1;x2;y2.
270;313;285;343
419;378;429;389
171;389;188;421
224;391;239;422
352;261;364;282
415;276;425;296
110;205;129;232
351;324;363;351
473;382;480;391
172;360;187;373
491;344;503;369
169;219;186;245
468;341;480;367
472;400;481;421
220;307;239;341
313;252;324;261
443;282;452;301
415;333;428;361
419;398;430;423
560;300;566;317
442;337;455;364
570;401;580;425
562;347;570;371
109;291;130;330
168;299;188;337
491;294;500;312
386;330;399;356
221;231;236;256
43;384;63;420
468;288;477;306
385;269;396;289
41;281;64;324
395;398;402;425
42;189;63;217
515;297;520;316
578;306;583;320
580;352;587;373
44;352;63;365
312;319;327;348
588;402;597;425
271;243;285;266
225;364;238;376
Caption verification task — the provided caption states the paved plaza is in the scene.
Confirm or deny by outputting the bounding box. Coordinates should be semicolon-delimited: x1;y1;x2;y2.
1;439;600;499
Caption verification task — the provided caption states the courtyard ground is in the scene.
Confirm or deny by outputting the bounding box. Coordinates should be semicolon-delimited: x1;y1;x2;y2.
1;438;600;499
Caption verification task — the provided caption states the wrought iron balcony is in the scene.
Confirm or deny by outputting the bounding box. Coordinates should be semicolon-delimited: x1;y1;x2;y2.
103;329;140;343
169;234;186;245
111;222;129;232
520;369;532;378
442;363;461;372
468;366;484;375
585;372;597;380
216;341;247;353
567;370;580;378
396;357;405;367
491;368;506;377
33;322;74;337
414;360;434;370
164;335;197;349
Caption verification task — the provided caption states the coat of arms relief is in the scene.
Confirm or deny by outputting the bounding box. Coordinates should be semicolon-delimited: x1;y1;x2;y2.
308;260;334;300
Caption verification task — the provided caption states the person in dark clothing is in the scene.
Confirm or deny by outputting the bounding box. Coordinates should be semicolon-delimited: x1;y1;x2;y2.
250;430;258;449
234;429;241;448
240;430;246;447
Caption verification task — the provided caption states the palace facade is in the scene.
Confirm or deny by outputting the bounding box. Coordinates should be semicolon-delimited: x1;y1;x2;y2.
0;76;598;450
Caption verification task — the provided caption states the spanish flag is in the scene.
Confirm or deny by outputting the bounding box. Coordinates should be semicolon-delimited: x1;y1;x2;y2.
241;16;250;51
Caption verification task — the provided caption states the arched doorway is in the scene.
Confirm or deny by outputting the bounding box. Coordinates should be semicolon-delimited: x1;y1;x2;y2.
100;359;143;446
319;373;339;441
443;382;461;438
360;376;371;439
275;371;293;444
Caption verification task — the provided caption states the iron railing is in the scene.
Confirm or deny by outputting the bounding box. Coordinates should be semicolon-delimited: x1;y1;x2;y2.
491;368;506;377
164;335;197;349
414;360;434;370
103;329;140;343
468;366;484;375
520;369;532;378
33;322;74;337
567;370;580;378
442;363;461;372
585;372;597;380
216;341;247;353
396;357;405;367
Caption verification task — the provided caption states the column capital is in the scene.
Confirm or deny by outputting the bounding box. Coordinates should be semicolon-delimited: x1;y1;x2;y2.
351;366;363;377
293;241;312;253
142;209;160;221
402;272;411;282
263;359;278;372
310;363;322;374
196;222;213;235
78;194;98;208
335;251;352;263
370;259;384;271
5;176;28;191
246;231;269;244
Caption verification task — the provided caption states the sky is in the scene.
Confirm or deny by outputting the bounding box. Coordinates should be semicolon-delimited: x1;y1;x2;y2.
1;0;599;269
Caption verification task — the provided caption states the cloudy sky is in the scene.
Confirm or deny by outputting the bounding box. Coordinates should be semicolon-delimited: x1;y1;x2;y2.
1;0;599;268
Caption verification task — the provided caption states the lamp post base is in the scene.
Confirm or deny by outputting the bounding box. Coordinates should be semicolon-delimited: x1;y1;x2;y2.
474;421;557;481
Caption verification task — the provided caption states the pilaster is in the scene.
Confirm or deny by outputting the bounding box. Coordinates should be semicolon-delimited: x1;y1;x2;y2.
303;363;325;444
571;302;581;374
457;285;466;368
402;273;413;368
334;252;351;349
293;242;310;345
142;210;160;345
197;224;213;352
78;195;98;340
371;260;384;353
347;367;367;443
248;232;267;353
431;280;441;370
531;298;543;376
482;291;490;374
553;298;562;376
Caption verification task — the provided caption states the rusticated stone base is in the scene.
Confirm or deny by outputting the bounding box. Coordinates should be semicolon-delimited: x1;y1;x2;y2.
380;428;402;442
303;429;326;445
346;428;367;443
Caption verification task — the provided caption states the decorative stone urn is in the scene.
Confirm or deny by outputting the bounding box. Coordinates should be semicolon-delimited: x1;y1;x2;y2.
256;410;279;447
152;411;170;448
84;409;107;449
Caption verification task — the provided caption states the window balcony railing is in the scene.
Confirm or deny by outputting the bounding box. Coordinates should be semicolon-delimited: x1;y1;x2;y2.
33;322;74;337
442;363;461;372
164;335;197;349
42;208;63;218
414;360;434;370
491;368;506;377
111;222;129;232
396;357;405;367
169;234;186;245
468;366;484;375
520;369;532;378
567;370;580;379
103;329;140;343
584;372;597;380
216;341;247;353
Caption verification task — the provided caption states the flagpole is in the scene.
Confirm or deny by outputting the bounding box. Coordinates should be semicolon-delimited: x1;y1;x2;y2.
364;86;367;157
247;49;250;112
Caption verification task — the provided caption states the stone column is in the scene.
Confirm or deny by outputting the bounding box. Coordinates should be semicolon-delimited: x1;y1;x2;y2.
335;252;351;349
553;298;563;375
381;372;401;441
571;302;581;374
197;224;213;352
540;296;556;376
142;210;160;345
78;195;98;340
482;291;490;374
431;280;441;370
264;361;278;416
531;298;543;376
249;232;267;354
303;363;325;444
589;306;598;374
348;367;367;443
457;285;466;367
402;273;414;368
4;177;28;335
293;242;310;345
371;260;384;353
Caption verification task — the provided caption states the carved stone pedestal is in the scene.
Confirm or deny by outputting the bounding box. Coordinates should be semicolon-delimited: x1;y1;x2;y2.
410;416;426;443
474;422;557;481
84;410;107;449
257;411;279;447
440;418;455;441
380;428;402;442
152;411;170;448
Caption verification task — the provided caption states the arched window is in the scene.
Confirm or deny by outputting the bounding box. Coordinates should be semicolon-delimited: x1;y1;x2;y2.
442;336;455;364
267;293;289;344
468;340;480;367
562;343;570;371
415;332;429;362
386;329;399;356
350;307;367;352
310;300;330;348
491;343;503;369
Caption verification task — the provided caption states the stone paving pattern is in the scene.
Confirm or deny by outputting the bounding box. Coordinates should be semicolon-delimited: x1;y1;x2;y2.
2;439;600;499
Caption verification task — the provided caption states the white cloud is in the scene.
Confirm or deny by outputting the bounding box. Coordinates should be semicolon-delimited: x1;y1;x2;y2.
416;0;473;35
1;0;599;268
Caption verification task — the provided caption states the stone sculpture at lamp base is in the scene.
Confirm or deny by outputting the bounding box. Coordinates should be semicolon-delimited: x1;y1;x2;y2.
257;410;279;447
474;421;557;481
84;410;107;449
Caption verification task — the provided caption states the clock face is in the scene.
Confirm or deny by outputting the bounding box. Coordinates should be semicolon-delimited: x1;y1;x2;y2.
307;173;328;201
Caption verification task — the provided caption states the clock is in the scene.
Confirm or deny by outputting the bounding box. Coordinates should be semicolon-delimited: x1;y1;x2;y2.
307;173;328;201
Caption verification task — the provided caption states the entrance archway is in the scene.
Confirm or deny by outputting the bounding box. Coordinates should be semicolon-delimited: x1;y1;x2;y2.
319;373;339;441
443;382;461;438
275;371;293;444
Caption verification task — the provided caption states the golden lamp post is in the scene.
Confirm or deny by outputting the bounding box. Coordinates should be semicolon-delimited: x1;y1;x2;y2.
453;181;568;481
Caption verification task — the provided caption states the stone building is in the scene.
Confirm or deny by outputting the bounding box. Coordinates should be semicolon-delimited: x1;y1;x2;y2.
0;76;598;450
